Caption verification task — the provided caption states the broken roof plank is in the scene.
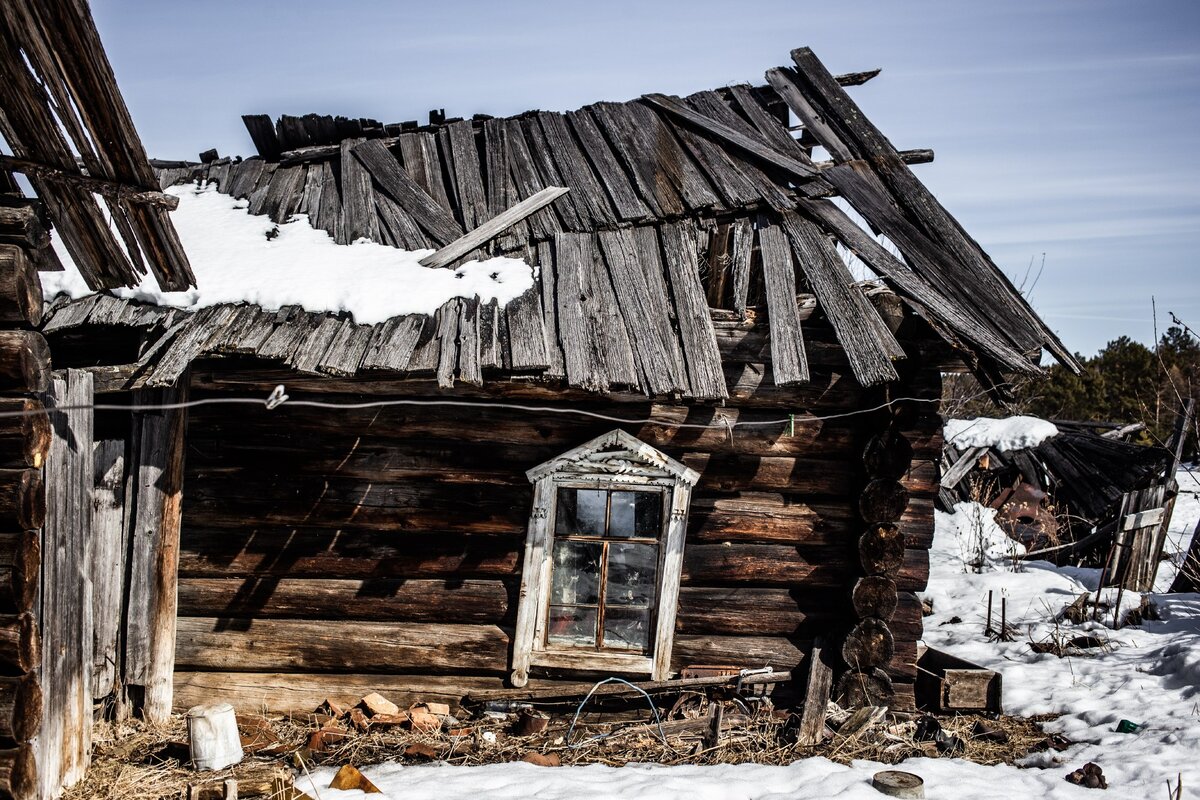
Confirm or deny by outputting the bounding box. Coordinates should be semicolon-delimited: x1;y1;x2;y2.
350;139;463;246
457;298;483;386
757;219;810;386
299;163;324;223
723;83;831;185
834;68;882;87
339;139;380;244
588;102;687;218
262;165;305;224
823;161;1045;369
443;120;489;231
534;240;566;379
598;228;688;396
289;315;345;374
483;118;526;251
359;315;425;372
566;109;651;223
374;190;428;250
315;160;345;244
503;118;561;241
553;232;639;392
396;132;455;215
245;162;278;217
419;187;569;269
317;321;375;377
41;293;103;333
798;196;1035;374
780;211;900;386
242;114;282;161
776;48;1077;370
227;159;264;200
641;92;818;182
257;309;321;362
729;217;754;318
478;299;501;371
518;117;586;232
553;233;608;392
505;279;551;372
658;112;761;211
660;221;728;400
537;112;619;227
434;300;461;388
680;90;797;209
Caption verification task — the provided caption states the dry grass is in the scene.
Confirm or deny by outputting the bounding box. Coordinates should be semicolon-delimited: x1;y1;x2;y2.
62;708;1060;799
63;718;290;800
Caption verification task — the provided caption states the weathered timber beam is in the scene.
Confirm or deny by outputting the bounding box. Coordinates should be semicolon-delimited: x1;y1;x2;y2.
0;400;49;471
124;383;188;724
0;744;34;800
835;68;882;87
0;614;38;674
52;363;139;394
815;148;933;169
0;206;49;251
280;137;400;165
0;533;37;616
640;93;818;181
0;247;42;327
418;187;570;269
0;674;41;742
0;332;50;394
941;445;988;490
0;156;179;210
0;471;43;531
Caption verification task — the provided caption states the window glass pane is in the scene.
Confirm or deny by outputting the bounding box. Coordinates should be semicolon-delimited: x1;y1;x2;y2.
603;606;652;651
550;540;602;605
547;605;598;648
605;542;658;607
609;491;663;538
555;488;607;536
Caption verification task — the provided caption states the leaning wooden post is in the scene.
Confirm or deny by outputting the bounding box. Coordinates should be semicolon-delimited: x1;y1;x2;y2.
40;369;95;798
123;381;189;723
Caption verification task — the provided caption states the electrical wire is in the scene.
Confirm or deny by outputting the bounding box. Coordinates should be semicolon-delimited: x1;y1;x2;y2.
0;382;994;431
564;677;674;750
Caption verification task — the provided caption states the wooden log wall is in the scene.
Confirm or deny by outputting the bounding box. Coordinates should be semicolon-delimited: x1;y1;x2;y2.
172;332;941;716
0;231;51;799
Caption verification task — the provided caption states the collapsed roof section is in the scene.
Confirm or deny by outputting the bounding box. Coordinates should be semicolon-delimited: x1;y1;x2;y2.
0;0;194;291
46;47;1075;399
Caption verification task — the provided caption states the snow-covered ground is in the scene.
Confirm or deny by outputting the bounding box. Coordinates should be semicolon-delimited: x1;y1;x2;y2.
42;183;535;323
296;468;1200;799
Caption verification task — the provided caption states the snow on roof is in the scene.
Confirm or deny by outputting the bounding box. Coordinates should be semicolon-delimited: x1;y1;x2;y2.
40;183;535;324
944;415;1059;452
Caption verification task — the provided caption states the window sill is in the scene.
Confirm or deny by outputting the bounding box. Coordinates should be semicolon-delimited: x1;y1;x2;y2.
529;648;655;675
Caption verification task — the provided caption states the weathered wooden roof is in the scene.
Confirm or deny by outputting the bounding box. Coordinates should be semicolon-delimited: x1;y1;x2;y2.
43;47;1076;399
0;0;194;291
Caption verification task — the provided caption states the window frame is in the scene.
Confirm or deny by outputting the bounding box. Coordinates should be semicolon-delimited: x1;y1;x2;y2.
544;481;668;654
510;430;699;687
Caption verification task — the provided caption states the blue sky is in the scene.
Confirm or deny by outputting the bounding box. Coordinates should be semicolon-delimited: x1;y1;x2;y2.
91;0;1199;357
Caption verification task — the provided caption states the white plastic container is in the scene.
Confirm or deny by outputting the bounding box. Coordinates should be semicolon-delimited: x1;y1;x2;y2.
186;703;244;771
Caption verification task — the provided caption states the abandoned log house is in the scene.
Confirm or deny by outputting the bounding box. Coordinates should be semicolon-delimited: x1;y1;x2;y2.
0;6;1077;795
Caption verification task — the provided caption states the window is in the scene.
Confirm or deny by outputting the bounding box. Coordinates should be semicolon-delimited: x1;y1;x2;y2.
548;487;664;653
510;430;699;687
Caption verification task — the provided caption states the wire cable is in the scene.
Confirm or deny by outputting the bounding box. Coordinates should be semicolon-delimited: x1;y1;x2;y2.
1;382;989;432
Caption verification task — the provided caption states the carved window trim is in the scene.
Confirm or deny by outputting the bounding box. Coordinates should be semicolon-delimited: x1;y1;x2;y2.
509;430;699;687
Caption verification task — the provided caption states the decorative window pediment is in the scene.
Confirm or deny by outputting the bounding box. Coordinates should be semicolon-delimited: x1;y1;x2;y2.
510;430;699;687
